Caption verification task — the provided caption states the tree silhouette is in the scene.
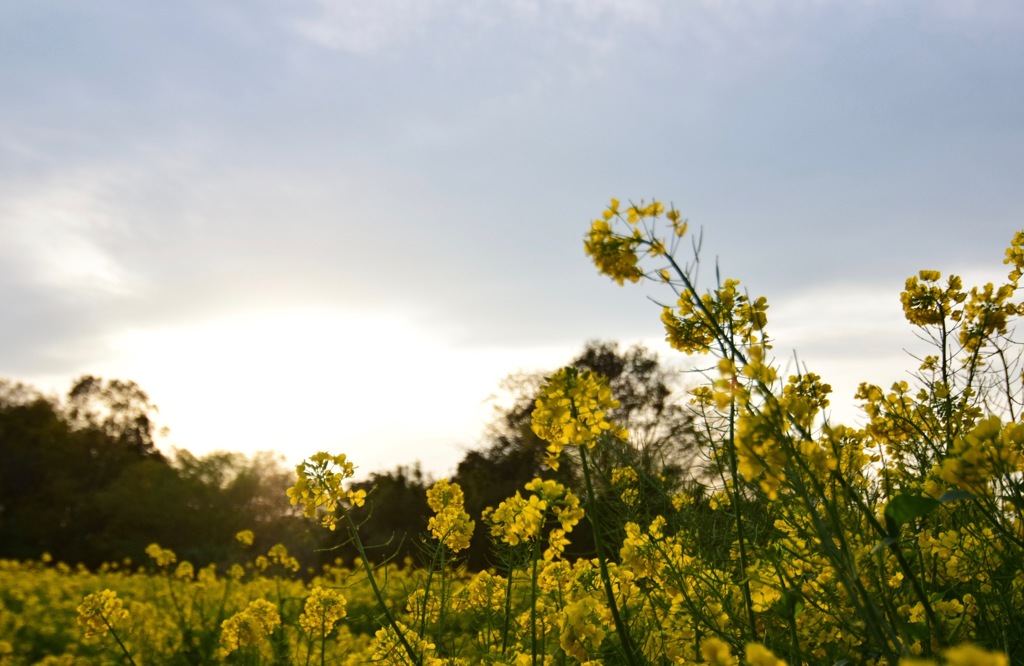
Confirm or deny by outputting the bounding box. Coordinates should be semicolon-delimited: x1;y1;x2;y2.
0;378;316;569
454;340;698;568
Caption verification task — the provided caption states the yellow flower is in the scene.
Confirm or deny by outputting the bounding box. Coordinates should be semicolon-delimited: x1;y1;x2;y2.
943;644;1008;666
559;596;610;661
1004;229;1024;283
584;219;643;285
487;478;584;559
286;452;360;531
940;416;1024;493
144;543;177;568
701;636;735;665
372;622;435;665
219;599;281;657
426;479;475;552
299;586;347;638
745;643;787;666
530;367;626;469
76;589;130;640
901;271;964;327
235;529;255;547
267;543;301;572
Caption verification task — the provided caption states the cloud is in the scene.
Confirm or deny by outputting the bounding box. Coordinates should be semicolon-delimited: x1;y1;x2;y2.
287;0;446;54
0;174;138;298
284;0;664;55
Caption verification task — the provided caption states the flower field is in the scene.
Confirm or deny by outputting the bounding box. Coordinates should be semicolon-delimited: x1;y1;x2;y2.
1;201;1022;665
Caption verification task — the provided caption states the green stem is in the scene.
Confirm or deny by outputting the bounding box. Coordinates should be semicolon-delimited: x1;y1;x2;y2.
580;445;644;666
102;615;138;666
501;560;516;654
724;398;757;640
320;616;327;666
531;545;540;666
343;511;422;666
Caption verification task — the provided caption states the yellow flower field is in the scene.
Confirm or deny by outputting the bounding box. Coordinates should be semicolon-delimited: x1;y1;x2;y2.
1;203;1021;665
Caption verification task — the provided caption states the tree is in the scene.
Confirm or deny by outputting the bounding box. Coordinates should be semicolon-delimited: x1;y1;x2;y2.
0;377;316;569
453;340;698;568
0;382;79;560
66;375;163;459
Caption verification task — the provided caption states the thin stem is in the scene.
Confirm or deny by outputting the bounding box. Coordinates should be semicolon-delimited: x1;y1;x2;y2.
531;544;540;666
343;511;422;666
580;444;645;666
101;615;138;666
724;398;757;640
501;559;516;654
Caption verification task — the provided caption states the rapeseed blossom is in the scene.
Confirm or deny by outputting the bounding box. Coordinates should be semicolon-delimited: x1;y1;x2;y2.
558;596;610;661
298;586;347;638
76;589;129;640
426;478;475;552
901;270;965;327
745;643;788;666
144;543;176;568
940;416;1024;494
530;367;626;470
286;452;366;531
486;478;584;560
218;598;281;657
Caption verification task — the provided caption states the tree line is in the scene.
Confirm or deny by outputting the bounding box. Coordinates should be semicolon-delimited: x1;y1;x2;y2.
0;341;705;571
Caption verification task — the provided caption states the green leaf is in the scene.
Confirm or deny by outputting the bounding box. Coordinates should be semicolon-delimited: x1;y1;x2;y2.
938;489;973;504
884;494;942;534
772;588;804;620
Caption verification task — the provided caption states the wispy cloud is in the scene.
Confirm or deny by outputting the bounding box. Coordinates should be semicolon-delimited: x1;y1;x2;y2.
284;0;664;55
287;0;447;54
0;175;138;297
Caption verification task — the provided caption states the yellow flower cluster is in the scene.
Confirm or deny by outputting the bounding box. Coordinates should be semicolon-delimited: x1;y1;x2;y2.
298;586;347;638
901;270;965;327
486;478;584;560
173;561;194;580
1005;230;1024;284
746;643;788;666
426;478;475;552
960;280;1019;353
218;598;281;657
584;217;643;285
900;644;1008;666
286;452;366;531
610;466;640;505
144;543;177;568
265;543;301;573
939;416;1024;494
530;366;627;470
76;589;129;640
371;621;436;666
663;281;769;356
558;596;610;661
584;198;690;287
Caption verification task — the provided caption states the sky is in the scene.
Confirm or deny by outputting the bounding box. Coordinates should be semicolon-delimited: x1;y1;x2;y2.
1;0;1022;477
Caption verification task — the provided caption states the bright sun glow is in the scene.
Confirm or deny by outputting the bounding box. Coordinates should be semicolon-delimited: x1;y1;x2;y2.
104;307;577;476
